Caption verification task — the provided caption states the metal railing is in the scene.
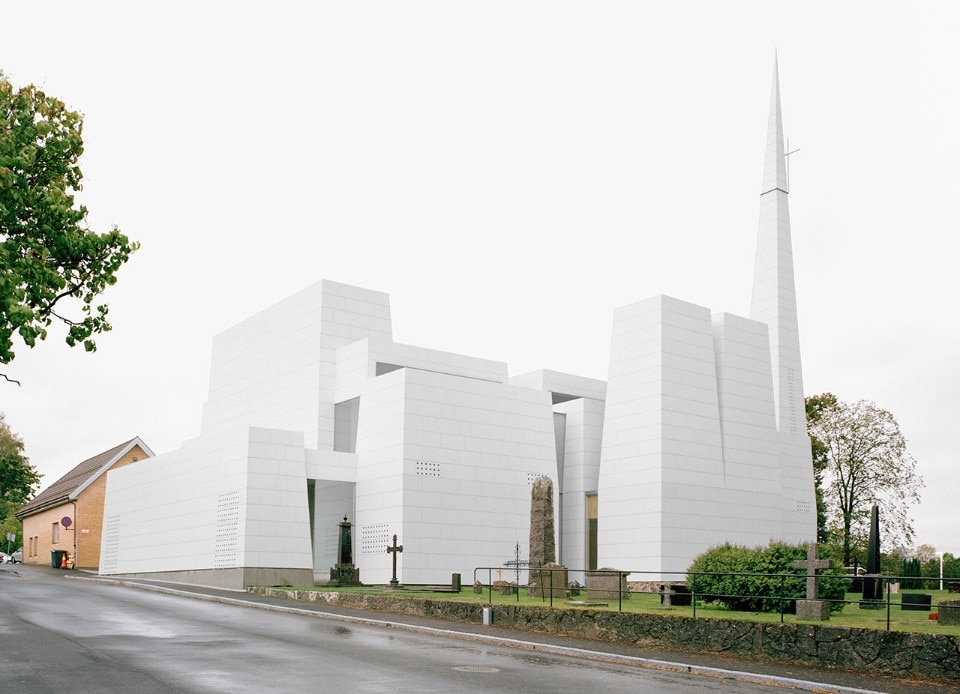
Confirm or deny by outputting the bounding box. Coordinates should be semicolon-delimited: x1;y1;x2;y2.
470;566;958;631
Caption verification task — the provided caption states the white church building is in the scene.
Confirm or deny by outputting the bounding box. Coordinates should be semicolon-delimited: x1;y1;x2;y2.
100;62;816;590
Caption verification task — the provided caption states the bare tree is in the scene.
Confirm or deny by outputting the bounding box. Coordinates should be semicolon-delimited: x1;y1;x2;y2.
806;394;923;566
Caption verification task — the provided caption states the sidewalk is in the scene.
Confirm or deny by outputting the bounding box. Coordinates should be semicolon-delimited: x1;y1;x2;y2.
49;567;957;694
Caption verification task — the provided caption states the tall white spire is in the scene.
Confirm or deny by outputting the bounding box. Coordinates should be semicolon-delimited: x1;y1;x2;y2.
750;56;805;437
761;53;789;195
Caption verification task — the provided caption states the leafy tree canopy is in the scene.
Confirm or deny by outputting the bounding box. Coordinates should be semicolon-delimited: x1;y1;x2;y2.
0;412;40;507
805;394;923;566
1;76;138;384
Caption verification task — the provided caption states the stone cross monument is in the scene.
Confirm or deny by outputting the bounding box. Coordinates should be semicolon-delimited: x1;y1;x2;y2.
793;544;830;621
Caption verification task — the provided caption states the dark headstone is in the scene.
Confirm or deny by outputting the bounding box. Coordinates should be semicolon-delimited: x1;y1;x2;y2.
337;515;352;565
329;516;361;585
900;593;932;611
861;504;883;606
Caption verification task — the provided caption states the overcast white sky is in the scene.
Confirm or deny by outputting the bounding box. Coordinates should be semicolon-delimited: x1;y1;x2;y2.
3;2;957;555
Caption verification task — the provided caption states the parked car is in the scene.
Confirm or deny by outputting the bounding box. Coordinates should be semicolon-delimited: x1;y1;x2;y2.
11;549;21;563
0;552;8;563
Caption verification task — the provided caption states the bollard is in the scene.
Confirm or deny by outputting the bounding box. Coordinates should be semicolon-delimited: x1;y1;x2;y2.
482;606;492;626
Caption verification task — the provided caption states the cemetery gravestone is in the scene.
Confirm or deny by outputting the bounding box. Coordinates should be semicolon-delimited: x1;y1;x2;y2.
329;516;361;585
529;562;568;598
793;544;830;621
901;594;932;611
386;534;403;590
938;600;960;626
861;504;884;608
528;477;556;567
586;569;630;601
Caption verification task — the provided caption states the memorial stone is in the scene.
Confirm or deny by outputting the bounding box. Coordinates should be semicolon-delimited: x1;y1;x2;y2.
860;504;884;608
900;594;932;611
793;544;831;621
586;568;630;601
529;562;568;598
528;476;556;568
938;600;960;626
329;516;361;585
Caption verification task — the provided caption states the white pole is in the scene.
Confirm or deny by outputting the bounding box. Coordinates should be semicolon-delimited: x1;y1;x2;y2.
940;553;944;591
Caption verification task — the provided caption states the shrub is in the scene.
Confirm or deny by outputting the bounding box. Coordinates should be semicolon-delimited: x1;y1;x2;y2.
901;558;923;589
687;542;849;613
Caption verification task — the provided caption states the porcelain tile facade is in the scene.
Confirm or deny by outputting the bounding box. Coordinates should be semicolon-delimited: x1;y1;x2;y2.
101;62;816;587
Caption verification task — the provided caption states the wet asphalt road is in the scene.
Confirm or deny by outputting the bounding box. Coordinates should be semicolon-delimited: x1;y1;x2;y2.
0;564;787;694
1;563;954;693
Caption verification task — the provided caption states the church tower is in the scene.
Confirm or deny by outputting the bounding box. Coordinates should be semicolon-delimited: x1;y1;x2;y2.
595;57;817;578
749;56;817;540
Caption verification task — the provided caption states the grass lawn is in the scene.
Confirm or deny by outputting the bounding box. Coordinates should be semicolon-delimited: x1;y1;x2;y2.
273;584;960;636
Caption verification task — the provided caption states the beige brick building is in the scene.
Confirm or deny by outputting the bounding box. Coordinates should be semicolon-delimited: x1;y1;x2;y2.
16;438;153;570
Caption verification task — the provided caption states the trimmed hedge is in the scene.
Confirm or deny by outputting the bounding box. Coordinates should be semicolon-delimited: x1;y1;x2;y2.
688;542;849;613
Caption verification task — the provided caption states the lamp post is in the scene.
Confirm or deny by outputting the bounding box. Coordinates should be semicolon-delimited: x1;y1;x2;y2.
939;552;944;591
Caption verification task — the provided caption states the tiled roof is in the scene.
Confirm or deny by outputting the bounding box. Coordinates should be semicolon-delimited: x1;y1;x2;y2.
15;438;140;518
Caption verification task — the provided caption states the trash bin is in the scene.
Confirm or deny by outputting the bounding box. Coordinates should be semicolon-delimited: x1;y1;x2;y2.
51;549;68;569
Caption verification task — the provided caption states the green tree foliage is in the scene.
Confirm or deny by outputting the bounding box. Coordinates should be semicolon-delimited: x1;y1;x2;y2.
805;394;922;567
0;412;40;549
805;394;834;544
687;542;848;613
0;412;39;505
0;511;21;554
943;553;960;582
901;557;923;589
0;76;138;384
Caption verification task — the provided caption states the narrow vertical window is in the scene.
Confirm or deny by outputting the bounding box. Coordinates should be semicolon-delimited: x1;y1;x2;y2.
586;493;598;571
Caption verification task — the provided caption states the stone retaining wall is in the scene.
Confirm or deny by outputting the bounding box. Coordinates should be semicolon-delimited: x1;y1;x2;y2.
248;587;960;681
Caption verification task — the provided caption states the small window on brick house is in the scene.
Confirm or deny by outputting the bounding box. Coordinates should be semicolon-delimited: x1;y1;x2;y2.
52;522;59;545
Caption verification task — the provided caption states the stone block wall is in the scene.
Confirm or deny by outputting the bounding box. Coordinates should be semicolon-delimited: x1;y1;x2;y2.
249;588;960;682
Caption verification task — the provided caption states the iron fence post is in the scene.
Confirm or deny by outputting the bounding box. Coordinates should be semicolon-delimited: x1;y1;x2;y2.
780;574;785;623
691;572;697;618
886;579;891;631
